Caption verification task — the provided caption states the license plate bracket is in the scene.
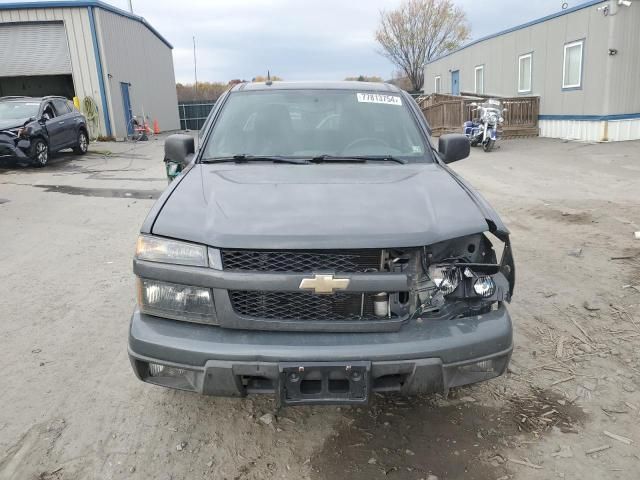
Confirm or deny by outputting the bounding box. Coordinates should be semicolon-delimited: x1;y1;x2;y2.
278;361;371;406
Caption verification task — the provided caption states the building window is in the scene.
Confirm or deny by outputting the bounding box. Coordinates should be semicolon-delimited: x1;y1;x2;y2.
518;53;532;93
563;40;583;89
474;65;484;94
434;76;441;94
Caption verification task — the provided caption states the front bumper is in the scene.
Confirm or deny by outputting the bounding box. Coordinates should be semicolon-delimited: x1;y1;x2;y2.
0;133;30;160
128;304;513;398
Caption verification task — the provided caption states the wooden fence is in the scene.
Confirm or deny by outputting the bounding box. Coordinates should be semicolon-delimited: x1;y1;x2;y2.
419;92;539;138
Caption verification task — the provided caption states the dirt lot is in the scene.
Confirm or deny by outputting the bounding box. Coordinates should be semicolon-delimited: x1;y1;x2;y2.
1;136;639;480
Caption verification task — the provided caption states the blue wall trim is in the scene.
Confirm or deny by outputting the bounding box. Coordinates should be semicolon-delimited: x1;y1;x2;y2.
539;113;640;121
427;0;604;65
0;1;173;48
88;6;112;137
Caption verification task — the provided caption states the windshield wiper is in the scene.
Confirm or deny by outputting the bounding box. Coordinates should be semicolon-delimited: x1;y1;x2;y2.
309;155;365;163
201;154;309;164
310;154;407;164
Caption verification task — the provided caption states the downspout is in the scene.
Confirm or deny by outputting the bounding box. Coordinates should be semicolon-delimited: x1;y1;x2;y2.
88;6;113;137
600;1;619;141
92;8;117;140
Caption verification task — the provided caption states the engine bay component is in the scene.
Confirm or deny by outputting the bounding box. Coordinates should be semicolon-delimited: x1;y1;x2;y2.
372;292;389;318
407;232;514;320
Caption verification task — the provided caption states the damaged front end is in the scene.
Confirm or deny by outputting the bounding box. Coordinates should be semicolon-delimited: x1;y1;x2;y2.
378;229;514;323
0;126;33;160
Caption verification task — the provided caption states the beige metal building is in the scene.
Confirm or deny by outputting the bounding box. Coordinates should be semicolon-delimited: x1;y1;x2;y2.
423;0;640;142
0;1;180;138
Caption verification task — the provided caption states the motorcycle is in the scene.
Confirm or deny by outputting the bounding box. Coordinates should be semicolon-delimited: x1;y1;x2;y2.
463;99;505;152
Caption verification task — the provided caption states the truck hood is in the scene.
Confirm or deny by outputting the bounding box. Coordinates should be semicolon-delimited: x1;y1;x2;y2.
151;163;492;249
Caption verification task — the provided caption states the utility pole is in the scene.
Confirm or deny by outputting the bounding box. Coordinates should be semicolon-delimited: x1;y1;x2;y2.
193;36;198;100
128;0;133;13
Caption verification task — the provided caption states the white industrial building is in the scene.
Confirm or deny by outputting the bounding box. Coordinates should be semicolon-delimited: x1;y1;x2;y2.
423;0;640;142
0;0;180;139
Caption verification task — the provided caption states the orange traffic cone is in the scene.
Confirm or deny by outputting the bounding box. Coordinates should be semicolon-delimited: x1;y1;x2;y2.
153;119;160;134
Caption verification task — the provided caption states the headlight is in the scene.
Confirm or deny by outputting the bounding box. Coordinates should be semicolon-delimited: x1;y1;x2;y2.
137;278;217;324
6;128;24;138
473;276;496;297
135;235;207;266
428;264;460;295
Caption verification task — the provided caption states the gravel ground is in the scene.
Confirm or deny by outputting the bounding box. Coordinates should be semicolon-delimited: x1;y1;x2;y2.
0;135;638;480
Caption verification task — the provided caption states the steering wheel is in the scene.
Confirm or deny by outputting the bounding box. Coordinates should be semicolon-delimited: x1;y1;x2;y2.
342;137;390;155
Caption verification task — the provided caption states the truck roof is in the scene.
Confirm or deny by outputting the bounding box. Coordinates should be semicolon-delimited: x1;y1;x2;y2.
232;81;402;93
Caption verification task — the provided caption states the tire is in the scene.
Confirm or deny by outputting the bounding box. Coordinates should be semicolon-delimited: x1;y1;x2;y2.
483;139;495;152
73;130;89;155
31;138;49;167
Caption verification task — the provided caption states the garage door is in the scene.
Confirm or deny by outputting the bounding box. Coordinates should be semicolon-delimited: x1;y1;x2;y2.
0;22;72;77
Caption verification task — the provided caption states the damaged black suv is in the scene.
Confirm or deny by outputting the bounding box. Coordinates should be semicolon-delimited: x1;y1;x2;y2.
129;81;515;406
0;96;88;167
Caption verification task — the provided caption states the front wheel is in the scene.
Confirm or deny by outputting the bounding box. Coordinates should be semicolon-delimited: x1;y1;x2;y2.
483;139;495;152
31;138;49;167
73;130;89;155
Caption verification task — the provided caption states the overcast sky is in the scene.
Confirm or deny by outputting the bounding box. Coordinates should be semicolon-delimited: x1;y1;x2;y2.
2;0;591;83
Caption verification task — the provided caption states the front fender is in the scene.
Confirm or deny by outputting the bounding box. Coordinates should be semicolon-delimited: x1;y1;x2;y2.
442;167;509;237
25;123;49;144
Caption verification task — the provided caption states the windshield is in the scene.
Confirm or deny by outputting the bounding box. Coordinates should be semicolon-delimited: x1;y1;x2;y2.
202;90;430;161
481;99;501;110
0;101;40;120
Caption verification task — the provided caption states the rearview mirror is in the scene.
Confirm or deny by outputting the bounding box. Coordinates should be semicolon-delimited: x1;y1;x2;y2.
438;133;470;164
164;134;195;167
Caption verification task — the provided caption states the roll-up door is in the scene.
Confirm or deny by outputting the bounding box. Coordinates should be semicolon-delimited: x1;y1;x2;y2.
0;22;72;77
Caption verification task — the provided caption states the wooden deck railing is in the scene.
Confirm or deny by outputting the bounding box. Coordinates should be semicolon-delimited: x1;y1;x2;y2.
420;92;539;137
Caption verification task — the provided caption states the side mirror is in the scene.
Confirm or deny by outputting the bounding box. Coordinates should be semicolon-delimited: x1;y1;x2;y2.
164;134;195;183
438;133;470;164
164;134;195;167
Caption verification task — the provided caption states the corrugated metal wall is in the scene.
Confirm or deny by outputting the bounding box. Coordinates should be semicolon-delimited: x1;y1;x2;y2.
95;9;179;138
539;119;640;142
607;119;640;142
539;119;605;142
0;7;106;134
423;1;639;118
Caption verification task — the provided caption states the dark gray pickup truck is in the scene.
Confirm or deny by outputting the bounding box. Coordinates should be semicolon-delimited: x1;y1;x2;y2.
129;81;515;406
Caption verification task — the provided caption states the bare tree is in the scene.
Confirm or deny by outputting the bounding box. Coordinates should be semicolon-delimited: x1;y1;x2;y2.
375;0;470;92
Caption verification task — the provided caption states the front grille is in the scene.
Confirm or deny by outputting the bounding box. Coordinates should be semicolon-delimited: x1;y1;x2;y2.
229;291;385;321
221;249;382;273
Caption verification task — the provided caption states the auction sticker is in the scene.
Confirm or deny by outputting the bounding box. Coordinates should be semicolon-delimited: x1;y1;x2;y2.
357;93;402;106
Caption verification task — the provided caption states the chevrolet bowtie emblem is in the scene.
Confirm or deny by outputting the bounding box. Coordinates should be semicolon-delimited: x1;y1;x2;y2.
299;274;350;294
